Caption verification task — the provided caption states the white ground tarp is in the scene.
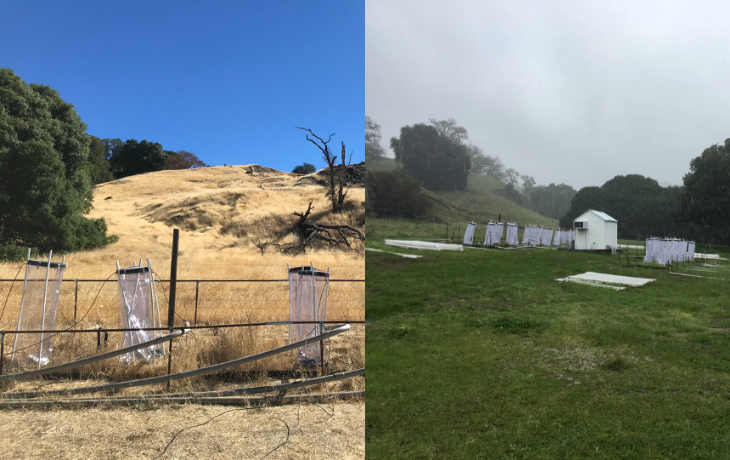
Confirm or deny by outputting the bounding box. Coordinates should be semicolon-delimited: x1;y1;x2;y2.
365;248;422;259
506;223;519;246
463;222;476;246
566;272;655;287
695;253;725;260
385;240;464;251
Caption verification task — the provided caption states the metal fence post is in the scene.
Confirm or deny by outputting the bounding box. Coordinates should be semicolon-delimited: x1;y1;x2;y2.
0;331;5;376
194;280;199;326
73;280;78;328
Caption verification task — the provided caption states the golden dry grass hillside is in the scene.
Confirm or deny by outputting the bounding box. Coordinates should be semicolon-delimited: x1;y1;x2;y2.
0;164;364;327
0;165;365;387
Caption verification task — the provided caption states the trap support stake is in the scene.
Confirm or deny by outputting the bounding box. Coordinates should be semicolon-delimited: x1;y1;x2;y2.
194;280;199;326
73;280;78;329
167;229;179;390
0;331;4;376
168;229;179;331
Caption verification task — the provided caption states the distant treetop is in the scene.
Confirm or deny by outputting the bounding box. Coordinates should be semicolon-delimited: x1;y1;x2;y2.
292;162;316;175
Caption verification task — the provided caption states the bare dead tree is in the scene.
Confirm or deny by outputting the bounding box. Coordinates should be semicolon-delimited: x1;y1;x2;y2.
296;127;352;213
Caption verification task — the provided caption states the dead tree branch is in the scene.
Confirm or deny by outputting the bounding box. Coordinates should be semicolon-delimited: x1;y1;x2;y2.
297;126;352;213
283;201;364;253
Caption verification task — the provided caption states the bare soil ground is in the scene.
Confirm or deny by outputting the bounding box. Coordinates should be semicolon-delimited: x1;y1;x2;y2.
0;400;364;459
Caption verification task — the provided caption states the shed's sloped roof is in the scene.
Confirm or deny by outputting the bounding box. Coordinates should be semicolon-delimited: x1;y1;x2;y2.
590;210;618;222
574;210;618;223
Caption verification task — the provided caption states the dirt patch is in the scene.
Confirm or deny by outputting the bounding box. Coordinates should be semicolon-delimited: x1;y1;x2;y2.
536;346;652;375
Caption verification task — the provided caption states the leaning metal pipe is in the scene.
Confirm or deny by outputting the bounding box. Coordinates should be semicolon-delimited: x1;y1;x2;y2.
84;367;365;401
0;391;365;409
5;324;351;399
0;329;188;382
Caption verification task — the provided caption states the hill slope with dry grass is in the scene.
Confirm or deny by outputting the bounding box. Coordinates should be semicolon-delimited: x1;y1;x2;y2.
0;164;365;327
93;164;364;254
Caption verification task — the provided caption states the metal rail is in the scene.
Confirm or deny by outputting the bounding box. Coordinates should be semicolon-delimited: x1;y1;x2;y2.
5;324;351;399
0;391;365;408
3;320;365;334
0;329;187;382
0;279;364;282
109;368;365;400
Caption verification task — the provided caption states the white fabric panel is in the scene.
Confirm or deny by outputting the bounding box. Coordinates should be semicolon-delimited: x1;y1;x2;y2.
522;226;531;245
659;239;672;265
673;239;681;263
463;222;476;246
541;228;553;246
553;230;561;246
485;222;504;247
643;238;655;263
536;227;544;246
688;241;695;261
506;223;519;246
495;223;504;246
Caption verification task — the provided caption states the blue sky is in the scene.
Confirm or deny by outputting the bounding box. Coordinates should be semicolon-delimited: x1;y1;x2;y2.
0;1;364;171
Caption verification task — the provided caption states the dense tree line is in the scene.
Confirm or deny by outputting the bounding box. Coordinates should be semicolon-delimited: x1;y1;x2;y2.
559;175;681;239
93;138;205;182
677;138;730;244
557;139;730;245
0;67;117;256
365;169;432;218
367;110;730;246
0;67;209;258
528;183;577;220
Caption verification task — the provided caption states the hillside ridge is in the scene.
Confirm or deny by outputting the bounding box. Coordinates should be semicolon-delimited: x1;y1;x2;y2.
368;157;558;227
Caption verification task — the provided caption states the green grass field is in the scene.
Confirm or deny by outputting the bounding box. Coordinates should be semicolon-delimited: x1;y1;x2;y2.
366;219;730;459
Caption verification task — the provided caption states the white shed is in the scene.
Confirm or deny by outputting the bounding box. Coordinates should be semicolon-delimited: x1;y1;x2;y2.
573;210;618;250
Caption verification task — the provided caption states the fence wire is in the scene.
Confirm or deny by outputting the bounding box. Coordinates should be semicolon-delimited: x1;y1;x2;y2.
0;278;364;332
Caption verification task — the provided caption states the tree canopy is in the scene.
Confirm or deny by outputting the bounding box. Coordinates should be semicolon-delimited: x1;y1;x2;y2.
390;123;471;191
365;116;386;161
0;67;116;254
678;138;730;243
528;183;576;220
88;135;114;183
162;150;206;170
559;175;680;238
292;162;316;175
109;139;172;178
366;169;432;218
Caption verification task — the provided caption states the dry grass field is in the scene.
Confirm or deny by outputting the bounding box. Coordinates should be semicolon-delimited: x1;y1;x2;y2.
0;165;365;459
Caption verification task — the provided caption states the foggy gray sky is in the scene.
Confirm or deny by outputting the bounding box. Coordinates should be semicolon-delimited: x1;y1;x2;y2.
366;1;730;190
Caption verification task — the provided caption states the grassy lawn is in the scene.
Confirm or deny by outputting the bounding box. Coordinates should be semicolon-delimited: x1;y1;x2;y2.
366;219;730;459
